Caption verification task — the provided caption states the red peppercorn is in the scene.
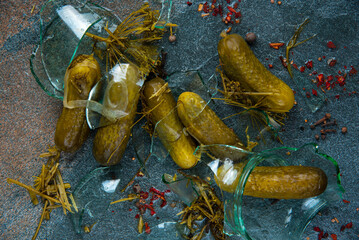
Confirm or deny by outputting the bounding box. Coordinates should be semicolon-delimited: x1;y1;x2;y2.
349;66;358;76
327;41;336;49
328;58;337;67
227;6;236;13
300;66;305;72
145;222;151;234
313;226;322;232
186;1;192;6
346;222;353;229
305;60;313;69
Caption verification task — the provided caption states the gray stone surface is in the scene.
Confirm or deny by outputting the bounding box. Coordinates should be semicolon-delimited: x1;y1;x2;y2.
1;0;358;239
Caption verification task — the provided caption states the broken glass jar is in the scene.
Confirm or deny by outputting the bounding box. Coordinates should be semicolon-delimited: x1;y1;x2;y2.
30;0;121;99
164;143;344;240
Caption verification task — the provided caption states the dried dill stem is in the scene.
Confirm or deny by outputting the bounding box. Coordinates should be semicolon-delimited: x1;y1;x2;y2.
86;3;177;75
7;146;77;239
32;201;48;240
216;67;286;134
110;195;139;205
177;172;226;240
286;18;317;78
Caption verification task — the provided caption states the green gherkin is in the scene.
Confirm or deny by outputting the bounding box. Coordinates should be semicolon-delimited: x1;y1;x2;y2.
218;34;295;113
92;64;140;166
54;54;101;152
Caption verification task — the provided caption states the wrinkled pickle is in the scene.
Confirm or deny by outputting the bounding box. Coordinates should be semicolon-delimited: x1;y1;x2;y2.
177;92;248;160
215;163;328;199
218;34;295;113
54;54;101;152
93;64;141;166
142;78;198;169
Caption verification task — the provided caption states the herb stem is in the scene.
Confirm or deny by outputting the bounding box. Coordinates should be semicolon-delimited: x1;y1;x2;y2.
7;178;61;204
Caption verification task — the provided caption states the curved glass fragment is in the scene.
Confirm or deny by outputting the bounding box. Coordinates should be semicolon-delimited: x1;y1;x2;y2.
30;0;121;99
70;167;121;234
163;143;343;240
154;0;173;29
86;63;144;129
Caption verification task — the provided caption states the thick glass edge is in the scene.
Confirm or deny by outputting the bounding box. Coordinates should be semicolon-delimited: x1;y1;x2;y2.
30;46;63;100
31;0;119;99
231;142;345;239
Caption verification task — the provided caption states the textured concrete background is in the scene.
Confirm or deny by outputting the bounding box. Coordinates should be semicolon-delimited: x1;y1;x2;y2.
1;0;358;239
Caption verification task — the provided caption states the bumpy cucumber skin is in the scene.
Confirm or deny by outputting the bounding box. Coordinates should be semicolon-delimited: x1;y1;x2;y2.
92;109;136;166
54;55;101;152
54;108;90;152
218;34;295;113
177;92;247;160
142;78;198;169
216;164;328;199
93;65;140;166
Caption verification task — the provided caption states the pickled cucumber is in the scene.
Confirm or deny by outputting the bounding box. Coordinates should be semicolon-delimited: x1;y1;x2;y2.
93;64;140;166
215;163;328;199
54;54;101;152
142;78;198;169
177;92;247;160
218;34;295;113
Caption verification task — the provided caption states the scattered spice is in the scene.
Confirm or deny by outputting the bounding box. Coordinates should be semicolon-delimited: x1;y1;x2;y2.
349;66;358;76
169;34;177;42
312;89;318;96
145;222;151;234
340;222;353;232
187;1;193;6
197;0;241;25
321;119;337;128
198;3;204;11
314;226;322;232
320;129;336;134
327;58;337;67
245;32;257;44
341;126;347;134
279;56;288;68
305;60;313;69
342;199;350;203
327;41;336;49
133;184;141;194
269;42;285;49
